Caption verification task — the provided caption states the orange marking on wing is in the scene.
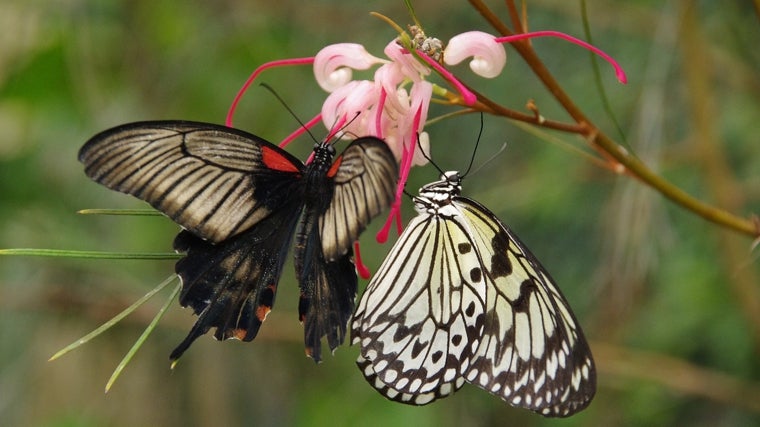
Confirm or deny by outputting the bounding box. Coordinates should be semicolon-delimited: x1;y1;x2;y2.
256;305;271;322
327;155;342;177
232;329;248;340
261;145;300;173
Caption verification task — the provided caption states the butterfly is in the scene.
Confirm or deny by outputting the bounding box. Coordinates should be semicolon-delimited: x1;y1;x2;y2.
79;120;398;362
351;170;595;417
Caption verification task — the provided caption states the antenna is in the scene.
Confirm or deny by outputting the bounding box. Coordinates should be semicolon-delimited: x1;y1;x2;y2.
461;112;484;178
259;83;320;144
415;133;445;177
467;142;507;176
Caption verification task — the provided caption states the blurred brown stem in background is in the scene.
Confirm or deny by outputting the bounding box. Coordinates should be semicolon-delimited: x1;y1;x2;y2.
678;1;760;352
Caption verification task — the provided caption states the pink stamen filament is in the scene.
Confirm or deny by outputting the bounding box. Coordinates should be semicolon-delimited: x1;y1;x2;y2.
354;241;371;279
225;57;316;127
494;31;627;84
375;88;387;138
376;104;422;243
415;51;478;105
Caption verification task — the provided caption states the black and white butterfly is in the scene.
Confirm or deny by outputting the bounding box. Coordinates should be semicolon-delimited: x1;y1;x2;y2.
79;121;398;362
352;170;595;417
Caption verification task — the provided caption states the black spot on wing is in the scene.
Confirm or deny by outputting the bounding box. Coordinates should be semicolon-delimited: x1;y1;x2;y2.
452;334;462;346
457;242;472;254
490;230;513;278
412;340;427;359
511;279;538;313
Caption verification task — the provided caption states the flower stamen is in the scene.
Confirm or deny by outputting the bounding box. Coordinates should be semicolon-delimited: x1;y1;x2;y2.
494;31;627;83
354;241;371;279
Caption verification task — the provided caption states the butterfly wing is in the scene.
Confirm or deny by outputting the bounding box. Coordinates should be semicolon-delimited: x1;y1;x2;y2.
169;199;303;361
352;210;487;404
78;121;304;243
297;236;358;362
455;197;595;417
292;136;397;362
319;137;398;261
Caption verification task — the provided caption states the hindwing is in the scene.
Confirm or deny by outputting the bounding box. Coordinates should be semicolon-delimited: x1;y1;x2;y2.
320;137;398;260
169;199;303;361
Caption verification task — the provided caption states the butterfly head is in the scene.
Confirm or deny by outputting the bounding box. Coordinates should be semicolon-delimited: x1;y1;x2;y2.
414;171;463;213
311;141;337;168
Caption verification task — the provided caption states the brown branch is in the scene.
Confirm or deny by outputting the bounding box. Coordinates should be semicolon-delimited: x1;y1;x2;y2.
504;0;525;33
466;0;759;238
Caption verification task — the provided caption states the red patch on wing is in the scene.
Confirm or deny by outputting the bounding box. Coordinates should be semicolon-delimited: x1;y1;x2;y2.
261;145;300;173
327;155;342;177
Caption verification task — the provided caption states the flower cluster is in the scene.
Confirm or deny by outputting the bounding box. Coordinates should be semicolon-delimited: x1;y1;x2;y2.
225;23;626;271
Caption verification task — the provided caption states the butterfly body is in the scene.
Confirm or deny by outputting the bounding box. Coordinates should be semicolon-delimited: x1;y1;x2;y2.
352;171;595;416
79;121;398;362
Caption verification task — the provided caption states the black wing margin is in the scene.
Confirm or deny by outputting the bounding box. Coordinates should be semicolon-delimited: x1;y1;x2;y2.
78;121;304;243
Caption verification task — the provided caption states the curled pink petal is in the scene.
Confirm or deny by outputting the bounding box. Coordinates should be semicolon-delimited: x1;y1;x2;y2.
444;31;507;78
411;131;431;166
373;64;407;114
314;43;385;92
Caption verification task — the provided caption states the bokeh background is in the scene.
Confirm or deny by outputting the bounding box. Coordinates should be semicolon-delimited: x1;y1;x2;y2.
2;0;760;426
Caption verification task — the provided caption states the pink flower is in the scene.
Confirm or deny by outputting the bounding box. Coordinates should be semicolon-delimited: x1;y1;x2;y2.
225;26;628;261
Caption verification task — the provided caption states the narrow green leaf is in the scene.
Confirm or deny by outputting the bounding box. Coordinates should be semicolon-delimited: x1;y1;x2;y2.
77;208;162;216
49;274;178;361
105;280;182;392
0;248;181;260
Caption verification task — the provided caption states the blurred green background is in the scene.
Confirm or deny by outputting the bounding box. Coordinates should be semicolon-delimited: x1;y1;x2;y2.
2;0;760;426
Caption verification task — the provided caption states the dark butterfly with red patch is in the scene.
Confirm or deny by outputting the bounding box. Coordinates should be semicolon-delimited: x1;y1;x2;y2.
79;121;398;362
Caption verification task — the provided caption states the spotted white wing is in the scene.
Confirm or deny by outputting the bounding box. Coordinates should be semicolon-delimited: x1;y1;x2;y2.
352;209;487;404
455;197;595;416
352;171;595;417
